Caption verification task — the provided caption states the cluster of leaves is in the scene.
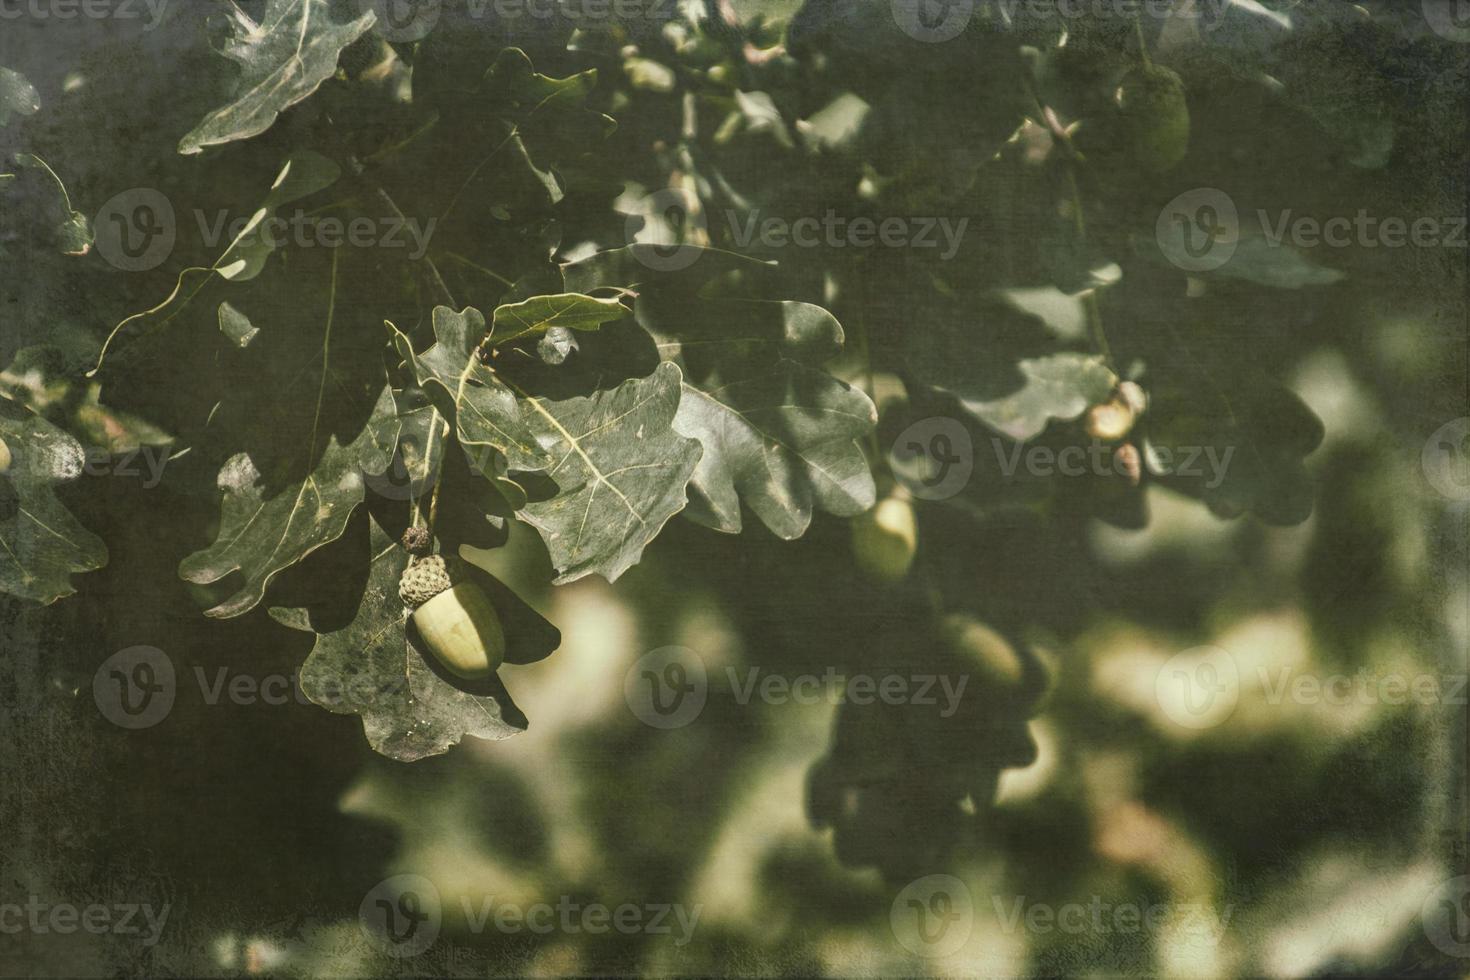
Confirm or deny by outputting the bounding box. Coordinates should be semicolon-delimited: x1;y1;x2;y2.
6;1;884;760
4;0;1456;875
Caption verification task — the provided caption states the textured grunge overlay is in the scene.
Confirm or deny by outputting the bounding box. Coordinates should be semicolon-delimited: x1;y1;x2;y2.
1;2;1466;977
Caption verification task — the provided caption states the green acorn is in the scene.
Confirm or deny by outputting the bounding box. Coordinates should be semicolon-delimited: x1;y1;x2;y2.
1117;64;1190;172
399;555;505;680
938;613;1023;693
851;491;917;582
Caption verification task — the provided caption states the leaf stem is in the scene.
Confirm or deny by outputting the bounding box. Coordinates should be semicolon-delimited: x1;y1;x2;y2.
380;177;465;541
16;154;76;213
423;414;449;534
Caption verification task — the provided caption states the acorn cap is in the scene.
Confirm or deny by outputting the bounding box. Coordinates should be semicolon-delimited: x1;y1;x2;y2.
399;555;454;608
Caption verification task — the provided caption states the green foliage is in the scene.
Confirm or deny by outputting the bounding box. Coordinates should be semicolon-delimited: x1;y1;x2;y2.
0;398;107;603
3;0;1460;904
0;65;40;127
177;0;377;154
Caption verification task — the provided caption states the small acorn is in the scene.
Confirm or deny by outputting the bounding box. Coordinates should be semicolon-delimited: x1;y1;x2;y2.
851;491;917;582
1116;64;1190;172
938;613;1024;693
399;555;505;680
400;525;432;556
1086;382;1147;442
1086;397;1136;442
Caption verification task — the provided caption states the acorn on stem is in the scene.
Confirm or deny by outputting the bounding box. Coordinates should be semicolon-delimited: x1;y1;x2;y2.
1116;64;1190;172
399;555;505;680
400;525;432;556
851;488;918;582
1086;381;1148;442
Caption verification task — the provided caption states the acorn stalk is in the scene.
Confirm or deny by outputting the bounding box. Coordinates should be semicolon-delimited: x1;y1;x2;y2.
399;556;505;679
